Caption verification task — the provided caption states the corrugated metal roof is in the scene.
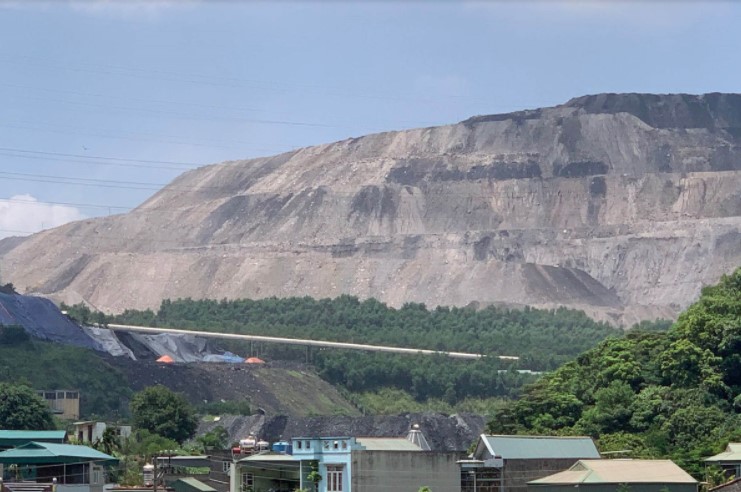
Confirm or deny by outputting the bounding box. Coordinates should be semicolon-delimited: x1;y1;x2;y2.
0;441;117;464
174;478;217;492
529;460;697;485
0;430;67;442
482;435;599;460
356;438;422;451
706;444;741;462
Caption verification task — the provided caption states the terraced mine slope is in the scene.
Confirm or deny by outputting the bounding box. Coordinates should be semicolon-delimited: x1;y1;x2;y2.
2;93;740;324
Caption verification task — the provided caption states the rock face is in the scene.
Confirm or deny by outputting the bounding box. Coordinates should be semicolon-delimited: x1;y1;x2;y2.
198;412;486;452
2;93;740;324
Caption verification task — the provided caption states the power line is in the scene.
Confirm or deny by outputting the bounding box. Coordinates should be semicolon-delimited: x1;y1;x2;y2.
0;53;534;107
0;122;290;153
0;196;131;211
0;82;443;129
0;146;201;167
15;94;344;130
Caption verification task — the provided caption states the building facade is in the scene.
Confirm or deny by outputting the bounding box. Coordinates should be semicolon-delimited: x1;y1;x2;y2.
462;435;601;492
231;436;460;492
36;390;80;421
528;459;698;492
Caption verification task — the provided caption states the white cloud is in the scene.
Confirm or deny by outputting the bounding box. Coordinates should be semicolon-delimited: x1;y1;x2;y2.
0;194;86;239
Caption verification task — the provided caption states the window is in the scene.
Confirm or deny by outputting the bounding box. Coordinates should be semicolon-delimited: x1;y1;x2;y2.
326;465;344;492
241;473;253;488
297;440;302;449
222;461;231;473
66;391;79;399
305;440;311;449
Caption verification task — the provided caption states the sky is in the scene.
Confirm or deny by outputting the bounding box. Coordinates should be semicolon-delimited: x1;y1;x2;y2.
0;0;739;238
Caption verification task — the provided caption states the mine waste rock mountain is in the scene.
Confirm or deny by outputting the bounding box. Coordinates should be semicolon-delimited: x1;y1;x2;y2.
198;412;486;452
2;93;740;324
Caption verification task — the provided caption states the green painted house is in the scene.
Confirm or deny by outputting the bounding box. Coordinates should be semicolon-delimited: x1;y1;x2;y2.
0;441;117;492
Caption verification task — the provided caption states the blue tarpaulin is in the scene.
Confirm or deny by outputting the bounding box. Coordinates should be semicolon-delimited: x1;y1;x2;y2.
0;293;100;350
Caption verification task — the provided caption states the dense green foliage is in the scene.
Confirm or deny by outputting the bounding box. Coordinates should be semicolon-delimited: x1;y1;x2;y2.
90;296;625;404
0;325;30;344
198;425;229;450
0;339;131;417
0;382;55;430
109;297;617;370
488;267;741;477
130;385;198;444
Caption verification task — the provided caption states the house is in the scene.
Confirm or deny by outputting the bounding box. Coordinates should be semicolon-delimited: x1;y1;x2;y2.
155;455;211;487
171;477;217;492
36;390;80;421
231;434;460;492
0;441;117;492
528;459;698;492
706;443;741;480
461;434;601;492
709;477;741;492
0;431;67;451
204;449;233;492
72;422;132;445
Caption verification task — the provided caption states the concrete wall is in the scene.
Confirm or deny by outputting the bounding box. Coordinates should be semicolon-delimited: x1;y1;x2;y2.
351;451;460;492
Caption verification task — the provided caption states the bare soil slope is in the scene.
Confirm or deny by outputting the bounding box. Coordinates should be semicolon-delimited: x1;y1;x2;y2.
106;359;360;417
3;93;741;324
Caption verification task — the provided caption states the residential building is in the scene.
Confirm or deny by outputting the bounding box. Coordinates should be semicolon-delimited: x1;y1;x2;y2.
171;477;217;492
706;443;741;480
0;431;67;451
72;422;131;445
204;449;232;492
36;390;80;421
0;441;117;492
528;459;698;492
710;477;741;492
231;435;460;492
461;434;601;492
155;455;211;487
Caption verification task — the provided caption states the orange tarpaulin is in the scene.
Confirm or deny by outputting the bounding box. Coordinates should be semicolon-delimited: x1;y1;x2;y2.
245;357;265;364
157;355;174;363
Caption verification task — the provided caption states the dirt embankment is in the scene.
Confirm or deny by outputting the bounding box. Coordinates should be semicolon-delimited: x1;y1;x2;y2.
198;412;486;453
106;358;359;417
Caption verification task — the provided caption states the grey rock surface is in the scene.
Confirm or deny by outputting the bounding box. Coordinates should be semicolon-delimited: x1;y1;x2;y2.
198;412;486;452
2;93;741;324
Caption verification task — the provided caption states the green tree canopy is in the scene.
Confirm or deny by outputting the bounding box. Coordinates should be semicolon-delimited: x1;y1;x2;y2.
130;385;197;444
487;267;741;478
0;383;55;430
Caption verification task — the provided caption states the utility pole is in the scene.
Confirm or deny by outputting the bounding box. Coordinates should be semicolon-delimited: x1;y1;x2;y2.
153;453;158;492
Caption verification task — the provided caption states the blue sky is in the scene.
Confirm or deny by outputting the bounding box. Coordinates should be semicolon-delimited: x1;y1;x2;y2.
0;0;738;237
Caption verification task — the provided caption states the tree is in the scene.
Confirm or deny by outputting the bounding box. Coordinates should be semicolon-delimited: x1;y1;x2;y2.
130;385;197;444
0;383;55;430
198;425;228;450
93;427;121;455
